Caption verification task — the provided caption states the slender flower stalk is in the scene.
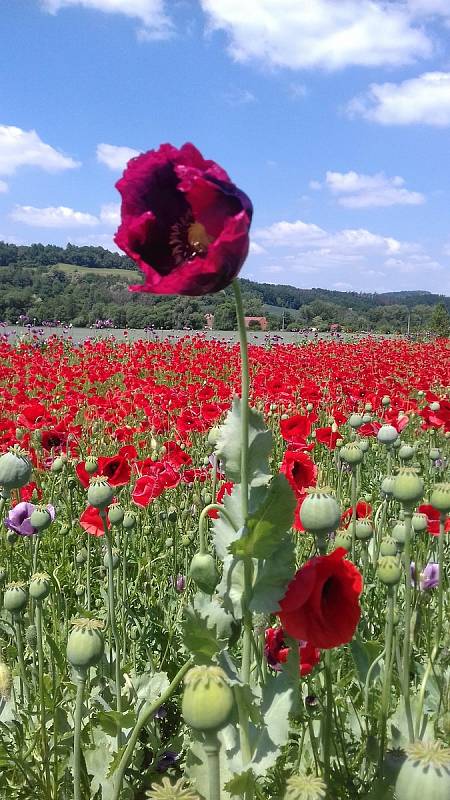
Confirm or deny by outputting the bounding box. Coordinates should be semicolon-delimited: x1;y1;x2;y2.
379;587;396;766
35;601;51;793
73;672;86;800
100;513;122;747
401;509;415;741
350;470;357;562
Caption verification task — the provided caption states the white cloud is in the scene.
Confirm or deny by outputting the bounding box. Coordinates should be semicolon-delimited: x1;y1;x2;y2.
96;143;139;171
324;170;425;207
200;0;431;70
309;180;322;191
0;180;7;193
254;219;327;247
249;241;266;255
41;0;173;39
99;202;120;226
348;72;450;126
10;205;99;228
0;125;80;180
408;0;450;16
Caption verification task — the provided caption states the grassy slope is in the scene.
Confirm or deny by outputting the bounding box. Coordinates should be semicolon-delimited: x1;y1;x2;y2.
53;262;140;280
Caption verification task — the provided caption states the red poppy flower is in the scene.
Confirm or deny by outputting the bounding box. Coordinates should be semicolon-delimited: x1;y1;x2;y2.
114;142;253;295
80;505;109;537
132;463;180;507
280;450;317;498
418;504;450;536
280;414;312;447
76;454;131;488
41;426;68;451
208;481;234;518
279;548;363;649
17;402;50;430
264;626;320;677
314;426;340;450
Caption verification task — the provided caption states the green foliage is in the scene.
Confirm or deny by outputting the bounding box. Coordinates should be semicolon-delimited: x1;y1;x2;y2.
215;399;273;487
430;302;450;337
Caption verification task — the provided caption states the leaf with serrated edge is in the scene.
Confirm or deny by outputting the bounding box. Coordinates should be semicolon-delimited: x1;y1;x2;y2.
250;534;296;614
250;671;294;776
183;606;228;663
230;475;296;559
215;397;273;487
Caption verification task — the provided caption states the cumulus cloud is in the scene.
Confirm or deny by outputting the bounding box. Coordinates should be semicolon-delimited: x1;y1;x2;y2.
324;170;425;207
10;205;99;228
40;0;173;39
347;72;450;126
0;125;80;189
408;0;450;16
99;202;120;226
200;0;431;70
96;143;140;171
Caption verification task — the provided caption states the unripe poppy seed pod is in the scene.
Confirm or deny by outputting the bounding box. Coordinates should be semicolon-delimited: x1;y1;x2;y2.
334;530;352;551
348;413;363;429
4;582;28;613
380;536;398;556
412;512;428;532
107;503;124;525
392;468;424;507
395;741;450;800
29;506;52;531
340;442;364;465
355;518;373;541
29;572;51;601
377;425;398;445
377;556;402;585
87;477;114;510
84;456;98;474
122;511;137;530
66;618;104;672
430;483;450;514
189;553;219;595
182;665;234;732
0;446;32;492
299;488;341;535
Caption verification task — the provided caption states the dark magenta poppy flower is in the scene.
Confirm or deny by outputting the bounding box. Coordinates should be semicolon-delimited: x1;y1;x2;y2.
114;142;253;295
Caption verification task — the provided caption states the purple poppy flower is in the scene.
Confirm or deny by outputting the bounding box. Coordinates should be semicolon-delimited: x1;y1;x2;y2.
4;502;55;537
175;574;186;592
411;561;439;591
156;750;179;772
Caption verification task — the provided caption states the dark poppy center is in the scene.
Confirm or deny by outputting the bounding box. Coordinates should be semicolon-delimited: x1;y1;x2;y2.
169;212;213;265
322;577;335;601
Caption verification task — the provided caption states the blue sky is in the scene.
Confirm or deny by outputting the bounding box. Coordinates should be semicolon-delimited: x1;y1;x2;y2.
1;0;450;294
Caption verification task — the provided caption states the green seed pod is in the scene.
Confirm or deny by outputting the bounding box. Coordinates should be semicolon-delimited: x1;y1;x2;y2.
107;503;124;526
340;442;364;465
103;548;119;570
348;413;363;429
392;519;407;546
0;446;32;492
355;518;373;541
412;512;429;533
381;475;396;496
430;448;441;462
181;534;191;547
4;582;28;613
129;625;138;641
75;585;84;598
76;548;88;566
6;530;17;545
66;618;104;672
29;506;53;531
167;507;177;523
377;424;398;445
165;537;173;548
26;623;38;649
377;556;402;585
362;414;372;424
395;741;450;800
364;402;373;412
0;568;6;584
380;536;398;556
430;401;441;412
299;489;341;534
398;444;415;461
306;403;314;412
358;438;370;453
393;438;402;450
84;456;98;474
334;530;352;551
430;483;450;514
51;457;65;473
381;395;391;407
189;553;220;595
284;774;327;800
87;477;114;510
182;665;234;732
392;467;424;507
122;511;137;530
202;492;212;506
29;572;50;601
0;659;12;700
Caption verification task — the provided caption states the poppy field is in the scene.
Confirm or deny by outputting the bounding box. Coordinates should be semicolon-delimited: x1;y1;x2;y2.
0;329;449;800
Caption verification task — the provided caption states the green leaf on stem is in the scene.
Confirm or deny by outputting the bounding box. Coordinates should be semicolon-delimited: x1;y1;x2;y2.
350;638;383;685
229;475;296;559
250;671;294;776
250;534;296;614
215;398;273;487
183;602;232;663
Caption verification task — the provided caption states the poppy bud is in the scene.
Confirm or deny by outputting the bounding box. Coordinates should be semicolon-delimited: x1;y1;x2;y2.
430;448;441;462
6;530;17;545
75;585;84;598
334;530;352;551
380;536;397;556
66;618;104;673
391;519;407;547
167;507;177;523
398;444;415;461
364;403;373;412
348;413;363;429
381;475;396;496
29;572;51;601
4;582;28;613
87;477;114;510
107;503;124;526
340;442;364;465
377;556;402;585
393;467;424;507
85;456;98;474
76;548;88;566
122;511;137;530
189;553;219;595
412;512;428;532
0;568;6;584
51;457;65;473
29;505;53;531
300;489;341;535
430;483;450;514
377;425;398;445
355;518;373;541
382;396;391;407
0;446;32;493
395;741;450;800
182;665;234;732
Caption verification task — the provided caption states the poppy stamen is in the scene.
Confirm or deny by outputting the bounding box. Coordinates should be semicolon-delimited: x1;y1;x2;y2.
169;213;213;264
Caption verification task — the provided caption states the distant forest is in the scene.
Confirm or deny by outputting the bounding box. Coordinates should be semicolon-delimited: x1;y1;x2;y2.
1;241;449;333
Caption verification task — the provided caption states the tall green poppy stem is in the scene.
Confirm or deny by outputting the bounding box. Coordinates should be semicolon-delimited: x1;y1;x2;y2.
379;586;395;767
350;470;357;563
13;614;29;704
73;671;86;800
232;279;254;790
401;508;415;741
100;514;122;748
35;601;51;795
323;650;333;786
204;733;221;800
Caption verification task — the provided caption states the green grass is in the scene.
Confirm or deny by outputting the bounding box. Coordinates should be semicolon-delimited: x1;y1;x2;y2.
53;262;140;280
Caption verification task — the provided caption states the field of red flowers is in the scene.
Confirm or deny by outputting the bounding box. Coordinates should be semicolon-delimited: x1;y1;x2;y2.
0;332;449;800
